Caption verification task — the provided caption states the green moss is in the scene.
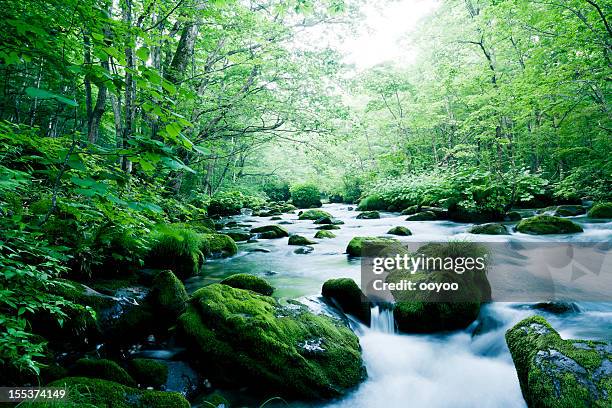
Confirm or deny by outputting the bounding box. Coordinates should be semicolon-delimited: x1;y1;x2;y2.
400;205;420;216
250;225;288;239
49;279;115;311
515;215;583;235
357;195;389;211
147;270;189;322
203;392;230;408
356;211;380;219
406;211;437;221
468;223;509;235
553;205;586;217
313;216;333;224
69;359;136;387
146;224;203;279
176;284;365;399
588;202;612;218
221;273;274;296
387;226;412;236
288;234;317;245
505;211;522;221
225;231;252;242
346;236;401;257
298;209;332;220
316;224;341;230
30;377;190;407
200;233;238;257
128;359;168;389
315;230;336;239
505;316;611;408
321;278;370;324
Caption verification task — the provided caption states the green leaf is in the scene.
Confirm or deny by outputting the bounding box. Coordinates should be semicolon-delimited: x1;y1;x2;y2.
136;47;150;60
25;87;78;107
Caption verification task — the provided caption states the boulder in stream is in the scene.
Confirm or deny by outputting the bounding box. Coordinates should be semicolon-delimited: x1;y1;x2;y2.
147;270;189;325
176;284;365;399
288;234;317;245
346;236;402;257
515;215;583;235
387;226;412;236
221;273;275;296
322;278;371;324
316;224;341;230
588;202;612;218
250;225;289;239
356;211;380;219
315;230;336;239
405;211;437;221
298;209;332;220
506;315;611;408
468;223;509;235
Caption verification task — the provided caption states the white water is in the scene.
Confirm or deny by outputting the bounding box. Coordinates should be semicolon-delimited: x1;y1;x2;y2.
197;204;612;408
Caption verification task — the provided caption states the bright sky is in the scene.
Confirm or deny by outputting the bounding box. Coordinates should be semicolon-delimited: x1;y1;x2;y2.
341;0;440;70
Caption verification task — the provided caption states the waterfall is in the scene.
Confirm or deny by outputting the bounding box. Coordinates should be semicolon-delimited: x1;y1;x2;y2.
370;305;395;333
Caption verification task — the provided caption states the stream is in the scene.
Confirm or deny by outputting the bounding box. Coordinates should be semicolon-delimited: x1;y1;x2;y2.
185;204;612;408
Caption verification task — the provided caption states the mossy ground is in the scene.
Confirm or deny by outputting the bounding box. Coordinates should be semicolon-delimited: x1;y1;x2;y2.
177;284;365;399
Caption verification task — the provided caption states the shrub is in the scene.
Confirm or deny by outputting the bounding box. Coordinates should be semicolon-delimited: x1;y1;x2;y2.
146;224;203;279
290;184;322;208
263;179;291;202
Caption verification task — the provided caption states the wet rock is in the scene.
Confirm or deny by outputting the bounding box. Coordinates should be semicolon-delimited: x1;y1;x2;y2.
225;231;252;242
400;205;420;216
532;302;580;314
506;315;611;407
288;234;317;245
315;230;336;239
246;247;271;253
505;211;522;221
553;205;586;217
588;202;612;218
220;273;274;296
515;215;583;235
128;358;168;389
294;246;315;254
322;278;371;324
468;223;509;235
346;236;401;257
406;211;437;221
250;225;289;239
356;211;380;219
176;284;365;399
298;209;332;220
316;224;341;230
387;226;412;236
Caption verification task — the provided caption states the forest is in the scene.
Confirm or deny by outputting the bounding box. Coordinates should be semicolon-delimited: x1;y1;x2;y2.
0;0;611;407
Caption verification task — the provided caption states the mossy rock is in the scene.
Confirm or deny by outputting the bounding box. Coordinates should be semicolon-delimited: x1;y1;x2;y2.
505;316;611;408
356;211;380;219
316;224;341;230
146;225;203;279
220;273;274;296
314;216;333;224
468;223;509;235
420;206;448;219
400;205;420;216
390;242;491;333
176;284;365;399
505;211;522;221
288;234;317;245
315;230;336;239
250;225;288;239
553;205;586;217
204;392;231;408
270;216;282;220
406;211;437;221
35;377;190;407
387;226;412;236
128;358;168;389
69;359;136;387
346;236;401;257
298;209;332;220
357;195;388;211
147;270;189;323
322;278;371;324
200;233;238;257
225;231;252;242
103;304;156;346
588;202;612;218
515;215;583;235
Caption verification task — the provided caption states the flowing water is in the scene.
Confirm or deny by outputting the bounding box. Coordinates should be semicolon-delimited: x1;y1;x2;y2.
185;204;612;407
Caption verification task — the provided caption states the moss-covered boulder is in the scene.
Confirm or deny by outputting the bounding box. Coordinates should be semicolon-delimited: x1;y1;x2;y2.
387;226;412;236
250;225;288;239
588;202;612;218
356;211;380;219
147;270;189;323
176;284;365;399
225;231;252;242
200;233;238;257
553;205;586;217
316;224;341;230
203;392;231;408
288;234;317;245
390;242;491;333
315;230;336;239
299;209;332;220
69;359;136;387
41;377;190;407
128;358;168;389
314;216;333;224
505;211;522;221
221;273;274;296
468;223;509;235
406;211;437;221
505;316;611;408
515;215;583;235
322;278;371;324
400;205;420;216
346;237;401;257
146;225;203;279
357;194;389;211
